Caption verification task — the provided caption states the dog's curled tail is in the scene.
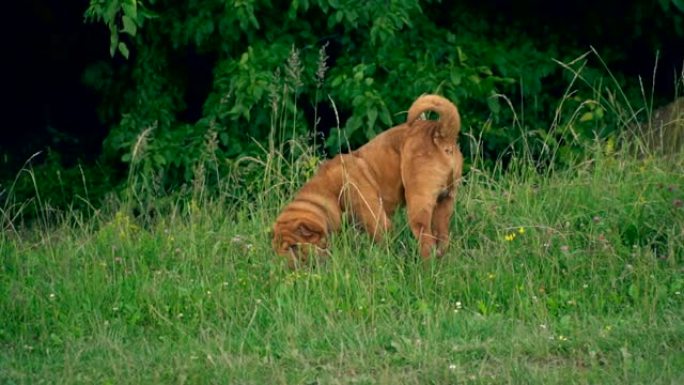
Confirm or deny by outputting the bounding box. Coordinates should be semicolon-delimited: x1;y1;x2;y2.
406;94;461;138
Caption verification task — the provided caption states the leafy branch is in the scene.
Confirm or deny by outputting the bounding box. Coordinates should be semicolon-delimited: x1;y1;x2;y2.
84;0;156;58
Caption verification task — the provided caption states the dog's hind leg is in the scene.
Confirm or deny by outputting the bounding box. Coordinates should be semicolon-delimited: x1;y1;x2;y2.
404;192;438;258
432;191;455;256
402;163;450;258
433;150;462;256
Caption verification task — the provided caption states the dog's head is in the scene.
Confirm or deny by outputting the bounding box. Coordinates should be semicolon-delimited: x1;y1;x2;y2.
271;214;329;268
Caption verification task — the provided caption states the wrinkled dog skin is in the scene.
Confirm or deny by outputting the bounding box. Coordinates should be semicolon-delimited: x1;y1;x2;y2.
272;94;463;267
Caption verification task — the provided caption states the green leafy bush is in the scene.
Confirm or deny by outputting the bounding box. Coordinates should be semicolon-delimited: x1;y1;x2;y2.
80;0;681;189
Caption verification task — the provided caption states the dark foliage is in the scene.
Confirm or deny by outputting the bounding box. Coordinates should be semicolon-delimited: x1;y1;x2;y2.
2;0;683;210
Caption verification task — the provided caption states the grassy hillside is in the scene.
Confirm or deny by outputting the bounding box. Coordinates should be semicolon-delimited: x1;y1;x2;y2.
2;136;683;383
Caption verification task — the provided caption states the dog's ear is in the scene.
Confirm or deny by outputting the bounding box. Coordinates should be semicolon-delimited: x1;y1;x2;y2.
295;221;324;241
296;226;313;237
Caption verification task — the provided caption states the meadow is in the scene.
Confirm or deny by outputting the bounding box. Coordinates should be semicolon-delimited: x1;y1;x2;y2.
4;1;683;382
2;50;684;382
2;131;683;384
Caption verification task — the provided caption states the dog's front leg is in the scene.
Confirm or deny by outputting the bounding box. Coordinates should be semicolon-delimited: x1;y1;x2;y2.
346;189;391;242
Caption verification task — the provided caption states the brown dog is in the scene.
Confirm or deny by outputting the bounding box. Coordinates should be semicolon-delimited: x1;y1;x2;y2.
272;94;463;266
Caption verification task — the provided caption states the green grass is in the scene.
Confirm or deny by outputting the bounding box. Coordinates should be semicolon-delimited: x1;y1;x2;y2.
1;143;683;384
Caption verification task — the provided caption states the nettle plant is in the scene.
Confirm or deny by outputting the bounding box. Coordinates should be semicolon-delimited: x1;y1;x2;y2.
84;0;629;189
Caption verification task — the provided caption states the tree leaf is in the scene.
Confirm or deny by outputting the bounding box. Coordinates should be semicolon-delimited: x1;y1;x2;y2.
122;1;138;20
104;1;120;22
367;107;378;129
153;153;166;165
456;46;468;64
673;0;684;12
219;132;229;145
379;104;392;126
118;42;130;59
450;70;462;86
122;15;137;36
345;115;362;136
109;29;119;57
487;96;500;114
